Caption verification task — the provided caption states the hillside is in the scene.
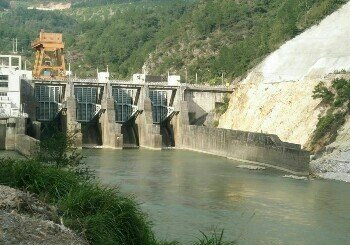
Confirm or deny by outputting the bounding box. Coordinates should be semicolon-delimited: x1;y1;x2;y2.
219;1;350;181
0;0;347;80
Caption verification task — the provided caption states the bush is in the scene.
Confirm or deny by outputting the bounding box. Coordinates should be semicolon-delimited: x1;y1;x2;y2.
312;82;334;105
312;111;346;145
215;95;230;115
311;78;350;151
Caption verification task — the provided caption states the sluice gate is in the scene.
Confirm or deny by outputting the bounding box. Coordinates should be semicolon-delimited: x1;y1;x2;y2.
35;84;64;122
149;89;177;147
112;86;140;148
74;86;104;146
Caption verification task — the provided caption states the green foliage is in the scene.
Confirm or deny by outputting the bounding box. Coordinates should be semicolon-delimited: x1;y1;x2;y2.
0;157;237;244
0;0;9;10
312;82;334;105
1;0;345;81
312;110;346;145
0;158;156;244
215;94;230;115
36;123;82;168
311;78;350;150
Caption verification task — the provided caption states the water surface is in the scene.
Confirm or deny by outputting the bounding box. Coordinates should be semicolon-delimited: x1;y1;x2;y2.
83;149;350;244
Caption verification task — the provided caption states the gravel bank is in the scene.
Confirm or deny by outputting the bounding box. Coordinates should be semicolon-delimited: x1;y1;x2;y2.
0;185;87;244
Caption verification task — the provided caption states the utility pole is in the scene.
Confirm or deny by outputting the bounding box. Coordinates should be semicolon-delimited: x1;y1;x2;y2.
185;67;188;84
15;38;18;53
12;38;14;53
221;72;224;86
195;72;198;84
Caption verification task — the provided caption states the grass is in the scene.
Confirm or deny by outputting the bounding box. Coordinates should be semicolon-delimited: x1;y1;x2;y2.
0;157;236;244
0;158;156;244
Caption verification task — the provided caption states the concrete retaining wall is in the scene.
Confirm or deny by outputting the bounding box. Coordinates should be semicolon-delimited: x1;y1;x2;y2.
15;134;39;156
180;125;310;175
0;118;39;156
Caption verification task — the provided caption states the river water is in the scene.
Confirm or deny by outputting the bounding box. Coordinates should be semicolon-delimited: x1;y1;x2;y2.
1;149;349;244
82;149;350;244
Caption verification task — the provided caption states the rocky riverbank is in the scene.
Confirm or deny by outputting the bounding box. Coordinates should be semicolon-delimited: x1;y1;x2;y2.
0;185;86;244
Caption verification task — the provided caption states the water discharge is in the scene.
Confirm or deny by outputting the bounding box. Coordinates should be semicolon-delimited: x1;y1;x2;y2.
83;149;350;244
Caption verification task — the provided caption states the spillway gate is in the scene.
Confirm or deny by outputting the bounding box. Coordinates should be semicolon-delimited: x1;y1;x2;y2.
112;87;138;123
149;90;175;124
35;84;63;121
74;86;102;122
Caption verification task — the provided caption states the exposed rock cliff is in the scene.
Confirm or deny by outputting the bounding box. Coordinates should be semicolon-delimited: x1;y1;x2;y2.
219;2;350;180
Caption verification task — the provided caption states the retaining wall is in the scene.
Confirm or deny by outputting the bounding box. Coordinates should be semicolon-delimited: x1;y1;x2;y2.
180;125;310;175
15;134;39;156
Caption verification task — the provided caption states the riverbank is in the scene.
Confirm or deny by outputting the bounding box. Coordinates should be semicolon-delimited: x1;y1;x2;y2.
0;158;158;244
0;184;86;244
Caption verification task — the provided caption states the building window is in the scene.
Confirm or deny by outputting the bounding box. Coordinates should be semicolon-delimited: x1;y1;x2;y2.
0;75;9;81
0;92;7;96
0;82;8;87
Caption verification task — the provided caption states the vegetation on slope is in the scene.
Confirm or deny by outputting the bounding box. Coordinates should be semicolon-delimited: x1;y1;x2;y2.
310;78;350;152
0;0;347;81
144;0;348;84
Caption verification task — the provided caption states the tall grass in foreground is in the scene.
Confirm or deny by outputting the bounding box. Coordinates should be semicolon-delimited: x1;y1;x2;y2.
0;158;236;244
0;159;155;244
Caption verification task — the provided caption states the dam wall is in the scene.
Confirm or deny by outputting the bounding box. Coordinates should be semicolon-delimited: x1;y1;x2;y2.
179;125;310;175
0;118;39;156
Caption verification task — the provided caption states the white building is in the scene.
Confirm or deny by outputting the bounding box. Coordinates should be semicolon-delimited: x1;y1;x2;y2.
0;55;32;118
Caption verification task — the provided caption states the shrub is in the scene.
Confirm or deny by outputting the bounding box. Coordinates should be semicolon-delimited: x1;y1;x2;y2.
311;78;350;151
312;82;334;105
215;95;230;115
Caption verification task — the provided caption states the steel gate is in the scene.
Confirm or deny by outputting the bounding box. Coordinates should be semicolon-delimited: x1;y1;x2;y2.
112;88;135;123
35;85;62;121
149;90;168;123
75;87;98;122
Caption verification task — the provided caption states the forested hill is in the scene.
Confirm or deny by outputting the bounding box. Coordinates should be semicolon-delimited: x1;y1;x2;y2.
0;0;347;82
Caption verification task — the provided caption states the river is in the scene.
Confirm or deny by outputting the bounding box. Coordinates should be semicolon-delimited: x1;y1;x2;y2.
82;149;350;244
1;149;349;244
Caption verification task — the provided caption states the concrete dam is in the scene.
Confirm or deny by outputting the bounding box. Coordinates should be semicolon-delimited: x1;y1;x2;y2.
0;30;309;175
1;74;309;175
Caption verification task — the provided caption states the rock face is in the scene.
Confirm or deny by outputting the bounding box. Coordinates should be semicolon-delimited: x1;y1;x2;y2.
219;2;350;180
0;185;87;244
310;115;350;182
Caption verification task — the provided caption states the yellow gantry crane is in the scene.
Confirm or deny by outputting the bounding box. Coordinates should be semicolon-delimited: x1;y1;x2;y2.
32;29;66;80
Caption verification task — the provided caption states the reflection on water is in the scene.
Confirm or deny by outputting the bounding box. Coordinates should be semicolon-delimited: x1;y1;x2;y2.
83;149;350;244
